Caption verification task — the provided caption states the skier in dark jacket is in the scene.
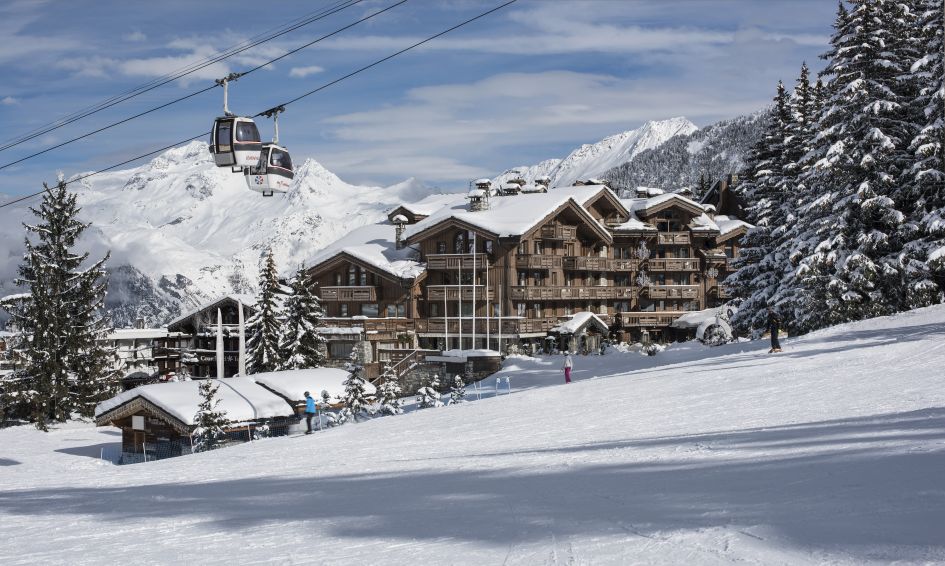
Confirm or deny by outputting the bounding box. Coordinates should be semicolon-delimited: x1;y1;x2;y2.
767;307;782;353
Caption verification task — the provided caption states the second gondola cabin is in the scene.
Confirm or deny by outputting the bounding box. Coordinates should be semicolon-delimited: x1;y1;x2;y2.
210;116;262;170
244;143;294;196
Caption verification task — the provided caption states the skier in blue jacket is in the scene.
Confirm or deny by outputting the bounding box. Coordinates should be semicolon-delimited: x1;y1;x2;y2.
304;391;317;434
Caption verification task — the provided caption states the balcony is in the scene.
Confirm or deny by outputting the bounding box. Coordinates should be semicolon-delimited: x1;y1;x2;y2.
540;224;577;240
427;285;495;302
619;312;687;327
657;232;691;245
644;285;700;299
319;286;377;302
509;286;635;301
563;257;641;271
319;317;414;335
515;254;563;269
647;258;700;271
415;317;559;336
709;285;731;299
426;253;490;271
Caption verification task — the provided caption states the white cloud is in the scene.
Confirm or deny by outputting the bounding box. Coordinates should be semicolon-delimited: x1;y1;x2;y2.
289;65;324;78
1;96;18;105
123;30;147;42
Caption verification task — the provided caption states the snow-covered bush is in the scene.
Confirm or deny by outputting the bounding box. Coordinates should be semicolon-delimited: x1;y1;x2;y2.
377;368;404;416
416;374;443;409
449;375;466;405
192;379;229;452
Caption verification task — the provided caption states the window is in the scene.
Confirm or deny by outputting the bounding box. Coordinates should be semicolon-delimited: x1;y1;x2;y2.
454;232;466;253
235;121;260;142
359;271;367;286
340;303;349;317
533;303;542;318
533;271;542;286
335;273;342;286
216;121;232;149
534;241;544;255
467;231;477;253
330;342;354;359
725;243;735;258
518;271;527;286
599;245;608;258
269;148;292;170
564;304;572;316
588;273;596;286
386;305;396;318
565;243;575;256
362;303;379;317
551;272;558;286
565;273;573;287
517;303;526;317
484;240;494;255
348;266;356;286
599;303;607;315
597;273;606;286
397;304;406;317
492;303;501;317
639;299;655;312
518;241;527;255
430;303;440;317
436;241;447;254
614;301;629;313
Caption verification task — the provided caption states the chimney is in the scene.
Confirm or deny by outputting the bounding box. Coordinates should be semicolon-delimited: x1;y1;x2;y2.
467;187;489;212
393;215;408;249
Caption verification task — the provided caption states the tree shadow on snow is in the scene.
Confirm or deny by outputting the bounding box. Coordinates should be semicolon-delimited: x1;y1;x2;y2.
1;408;943;562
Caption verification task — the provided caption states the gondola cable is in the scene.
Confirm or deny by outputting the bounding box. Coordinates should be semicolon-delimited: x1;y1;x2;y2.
0;0;518;209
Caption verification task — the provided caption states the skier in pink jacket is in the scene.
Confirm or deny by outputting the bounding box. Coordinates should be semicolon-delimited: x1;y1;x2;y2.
563;353;573;384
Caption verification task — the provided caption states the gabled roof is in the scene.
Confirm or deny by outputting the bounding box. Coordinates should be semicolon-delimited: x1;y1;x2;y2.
551;311;610;335
387;193;467;223
402;185;614;244
166;294;257;329
306;222;424;281
633;193;706;217
94;377;294;430
714;215;753;242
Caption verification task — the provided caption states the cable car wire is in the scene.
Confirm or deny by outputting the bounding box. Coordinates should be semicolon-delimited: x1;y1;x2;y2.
0;0;363;154
0;0;405;173
0;0;518;210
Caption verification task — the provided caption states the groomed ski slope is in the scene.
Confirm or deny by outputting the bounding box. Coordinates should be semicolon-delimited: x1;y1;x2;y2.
2;306;945;565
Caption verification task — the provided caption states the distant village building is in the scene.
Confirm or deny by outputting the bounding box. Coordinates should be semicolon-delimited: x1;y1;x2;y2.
157;295;257;378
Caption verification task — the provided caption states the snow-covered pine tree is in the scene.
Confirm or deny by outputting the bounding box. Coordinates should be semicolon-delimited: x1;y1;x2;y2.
787;0;915;332
449;375;466;405
416;373;443;409
247;248;284;374
0;180;117;429
727;83;791;335
192;378;229;452
909;0;945;295
342;341;370;421
376;365;404;416
278;266;326;370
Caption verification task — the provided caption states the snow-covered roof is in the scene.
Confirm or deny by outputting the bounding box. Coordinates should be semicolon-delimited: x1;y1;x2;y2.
166;294;257;328
690;213;721;233
307;222;424;280
392;193;466;217
635;186;664;196
392;214;408;224
94;377;294;427
403;186;612;241
714;215;753;237
473;178;492;185
551;311;610;334
467;188;486;198
640;192;702;211
252;368;373;402
105;328;170;341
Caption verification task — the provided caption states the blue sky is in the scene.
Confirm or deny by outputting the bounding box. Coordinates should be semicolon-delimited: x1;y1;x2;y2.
0;0;837;196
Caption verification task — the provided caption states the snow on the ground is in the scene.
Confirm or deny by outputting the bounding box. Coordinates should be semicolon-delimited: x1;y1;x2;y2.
2;306;945;564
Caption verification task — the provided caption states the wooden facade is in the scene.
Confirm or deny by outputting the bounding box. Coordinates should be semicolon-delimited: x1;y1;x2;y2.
306;186;749;372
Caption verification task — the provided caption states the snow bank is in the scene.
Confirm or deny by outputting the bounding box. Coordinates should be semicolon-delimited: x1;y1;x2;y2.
252;368;373;401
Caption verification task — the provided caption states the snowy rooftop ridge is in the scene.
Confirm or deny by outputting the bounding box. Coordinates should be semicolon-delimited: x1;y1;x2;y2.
165;294;257;328
305;222;424;280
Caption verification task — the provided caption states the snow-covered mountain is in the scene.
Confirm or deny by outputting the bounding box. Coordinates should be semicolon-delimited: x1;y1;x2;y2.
494;117;698;188
0;141;437;327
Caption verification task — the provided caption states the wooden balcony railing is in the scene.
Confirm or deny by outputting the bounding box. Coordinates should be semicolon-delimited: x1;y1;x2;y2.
644;285;700;299
414;317;559;335
515;254;563;269
619;312;688;327
426;285;495;302
540;224;577;240
319;286;377;302
509;286;637;301
657;232;691;245
425;253;490;271
647;258;700;271
319;318;414;335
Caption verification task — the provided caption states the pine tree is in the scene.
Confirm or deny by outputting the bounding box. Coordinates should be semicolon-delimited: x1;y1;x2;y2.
278;266;326;370
727;83;791;335
247;248;284;373
192;378;229;452
342;342;370;421
416;373;443;409
0;180;117;429
449;374;466;405
377;365;404;416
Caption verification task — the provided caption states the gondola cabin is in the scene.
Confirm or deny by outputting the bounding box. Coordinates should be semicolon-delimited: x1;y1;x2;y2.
210;116;262;170
244;143;294;196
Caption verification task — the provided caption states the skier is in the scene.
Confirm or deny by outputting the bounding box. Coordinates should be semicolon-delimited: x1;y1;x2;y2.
767;307;782;353
303;391;317;434
563;352;573;384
